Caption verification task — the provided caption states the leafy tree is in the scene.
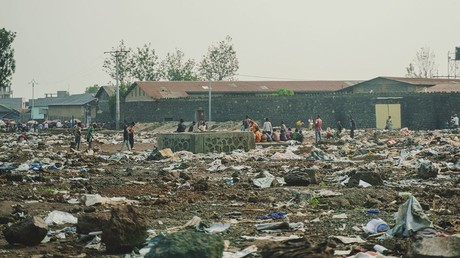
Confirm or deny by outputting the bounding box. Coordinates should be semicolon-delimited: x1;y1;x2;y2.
199;36;239;81
274;88;294;96
103;40;132;85
161;49;199;81
85;84;99;94
406;47;438;78
0;28;16;89
130;43;161;81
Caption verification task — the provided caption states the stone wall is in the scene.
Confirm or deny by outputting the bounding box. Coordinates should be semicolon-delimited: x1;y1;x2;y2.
157;132;255;153
121;93;460;130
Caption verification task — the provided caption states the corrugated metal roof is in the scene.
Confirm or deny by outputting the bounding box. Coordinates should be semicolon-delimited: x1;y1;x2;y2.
133;80;361;99
382;76;460;86
423;83;460;92
48;93;97;106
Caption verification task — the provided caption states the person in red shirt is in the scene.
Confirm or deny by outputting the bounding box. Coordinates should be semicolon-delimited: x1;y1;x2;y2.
315;115;323;143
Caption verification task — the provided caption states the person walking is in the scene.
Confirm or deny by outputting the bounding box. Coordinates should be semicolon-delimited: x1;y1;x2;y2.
120;122;131;151
349;115;356;139
315;115;323;143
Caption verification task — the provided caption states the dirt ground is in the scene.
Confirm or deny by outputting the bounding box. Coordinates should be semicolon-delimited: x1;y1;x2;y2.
0;124;459;257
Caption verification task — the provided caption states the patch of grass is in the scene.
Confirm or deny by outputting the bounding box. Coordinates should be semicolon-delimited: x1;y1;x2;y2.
309;195;319;208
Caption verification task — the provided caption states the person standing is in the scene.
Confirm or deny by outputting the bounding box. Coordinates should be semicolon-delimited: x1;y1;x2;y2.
337;121;343;136
120;122;131;151
262;117;273;135
128;122;135;149
349;115;356;139
74;122;82;151
86;122;95;151
385;116;393;130
451;114;459;129
315;115;323;143
243;115;252;131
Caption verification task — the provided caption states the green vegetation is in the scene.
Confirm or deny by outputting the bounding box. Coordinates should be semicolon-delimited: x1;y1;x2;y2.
274;88;294;96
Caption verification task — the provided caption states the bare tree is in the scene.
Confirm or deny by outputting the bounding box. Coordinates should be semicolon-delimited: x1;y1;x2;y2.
406;47;437;78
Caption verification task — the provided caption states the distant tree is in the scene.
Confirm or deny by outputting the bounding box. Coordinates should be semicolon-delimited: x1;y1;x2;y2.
274;88;294;96
199;36;239;81
406;47;438;78
0;28;16;89
103;40;133;85
85;84;99;94
130;43;161;81
161;49;199;81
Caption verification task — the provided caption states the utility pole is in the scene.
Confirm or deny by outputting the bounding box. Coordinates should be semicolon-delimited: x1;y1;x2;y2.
104;50;129;130
28;79;37;120
208;80;212;122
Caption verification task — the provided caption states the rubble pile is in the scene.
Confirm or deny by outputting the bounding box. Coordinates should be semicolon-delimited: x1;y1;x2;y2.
0;124;459;257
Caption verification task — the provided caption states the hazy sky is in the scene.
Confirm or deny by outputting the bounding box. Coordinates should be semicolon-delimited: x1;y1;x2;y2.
2;0;459;99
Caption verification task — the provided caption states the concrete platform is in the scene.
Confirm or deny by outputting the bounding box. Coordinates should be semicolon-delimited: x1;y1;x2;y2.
157;131;255;153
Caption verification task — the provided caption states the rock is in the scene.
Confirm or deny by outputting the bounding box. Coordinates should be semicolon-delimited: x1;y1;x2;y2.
3;216;48;246
102;205;148;253
346;171;383;187
284;169;321;186
145;231;224;258
77;213;110;235
406;235;460;258
417;159;439;179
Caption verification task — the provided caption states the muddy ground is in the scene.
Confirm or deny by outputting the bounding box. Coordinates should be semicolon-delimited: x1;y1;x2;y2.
0;122;459;257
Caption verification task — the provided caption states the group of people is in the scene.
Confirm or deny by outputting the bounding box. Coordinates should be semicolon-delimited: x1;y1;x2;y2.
176;119;208;133
120;121;136;151
241;116;306;143
241;114;357;144
72;121;96;151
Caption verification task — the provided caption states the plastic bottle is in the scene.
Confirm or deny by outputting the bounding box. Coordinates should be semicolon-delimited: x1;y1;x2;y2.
373;244;389;255
366;209;380;214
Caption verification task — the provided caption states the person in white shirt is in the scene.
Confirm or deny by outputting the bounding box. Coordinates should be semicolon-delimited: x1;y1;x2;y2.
262;117;273;135
451;114;459;129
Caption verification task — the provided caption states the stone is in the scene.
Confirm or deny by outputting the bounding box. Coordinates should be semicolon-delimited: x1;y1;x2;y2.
3;216;48;246
406;235;460;258
284;168;321;186
417;159;439;179
145;231;224;258
346;171;383;187
77;212;111;235
102;205;148;253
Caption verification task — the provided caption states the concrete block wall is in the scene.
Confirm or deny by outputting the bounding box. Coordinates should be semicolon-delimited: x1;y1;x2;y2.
122;93;460;130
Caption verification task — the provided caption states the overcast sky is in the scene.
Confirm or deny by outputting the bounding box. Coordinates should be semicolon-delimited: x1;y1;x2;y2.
2;0;459;99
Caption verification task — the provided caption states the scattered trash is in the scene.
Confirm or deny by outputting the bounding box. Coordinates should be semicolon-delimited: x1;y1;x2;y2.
44;210;78;225
365;218;389;234
332;235;366;244
387;196;432;237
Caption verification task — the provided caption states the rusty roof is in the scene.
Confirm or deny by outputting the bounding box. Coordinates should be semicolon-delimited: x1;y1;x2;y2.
422;83;460;92
382;77;460;86
133;80;361;99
